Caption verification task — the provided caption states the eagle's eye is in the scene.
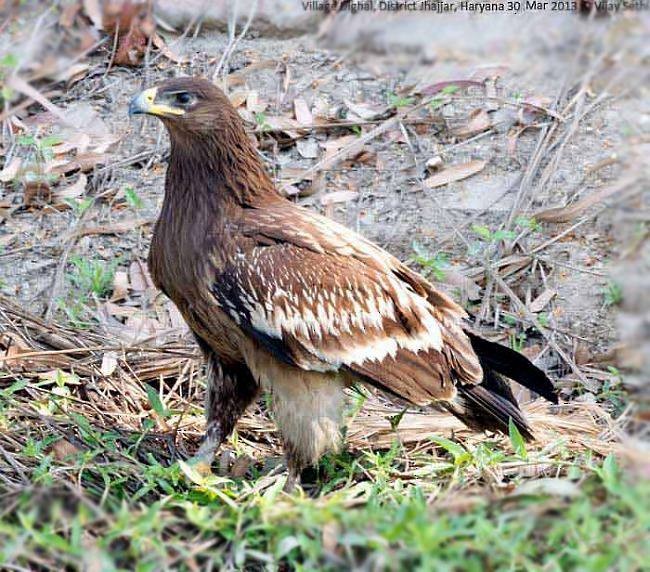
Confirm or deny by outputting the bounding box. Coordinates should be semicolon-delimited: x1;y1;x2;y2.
174;92;194;106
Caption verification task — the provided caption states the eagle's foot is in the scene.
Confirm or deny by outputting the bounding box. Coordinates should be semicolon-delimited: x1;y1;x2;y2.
283;470;300;493
187;422;223;477
186;456;215;478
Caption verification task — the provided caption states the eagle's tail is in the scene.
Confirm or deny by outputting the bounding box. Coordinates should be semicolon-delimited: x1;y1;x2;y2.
444;332;558;442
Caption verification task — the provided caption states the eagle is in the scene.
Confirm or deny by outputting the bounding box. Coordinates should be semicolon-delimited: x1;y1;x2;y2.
129;77;557;488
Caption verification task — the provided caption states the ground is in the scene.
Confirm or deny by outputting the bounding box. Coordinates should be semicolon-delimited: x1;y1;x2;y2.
0;3;649;570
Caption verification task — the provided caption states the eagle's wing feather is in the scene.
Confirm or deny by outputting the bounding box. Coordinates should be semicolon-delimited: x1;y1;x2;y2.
242;203;465;317
212;207;482;404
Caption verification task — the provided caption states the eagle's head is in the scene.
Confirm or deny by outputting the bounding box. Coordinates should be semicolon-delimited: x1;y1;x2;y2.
129;77;238;136
128;76;275;204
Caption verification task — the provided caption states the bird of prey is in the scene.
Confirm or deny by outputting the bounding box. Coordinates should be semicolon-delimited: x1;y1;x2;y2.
129;77;557;488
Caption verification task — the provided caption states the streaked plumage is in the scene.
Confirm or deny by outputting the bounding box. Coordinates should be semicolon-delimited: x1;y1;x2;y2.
129;78;558;487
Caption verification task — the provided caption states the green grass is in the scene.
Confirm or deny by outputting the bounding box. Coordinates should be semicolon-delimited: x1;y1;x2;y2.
0;443;648;571
67;255;119;299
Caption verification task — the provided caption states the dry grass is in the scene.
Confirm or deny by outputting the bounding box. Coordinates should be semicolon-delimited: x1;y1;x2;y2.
1;4;649;569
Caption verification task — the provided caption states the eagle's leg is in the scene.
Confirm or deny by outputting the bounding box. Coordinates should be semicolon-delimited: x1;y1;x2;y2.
190;352;259;476
269;371;347;493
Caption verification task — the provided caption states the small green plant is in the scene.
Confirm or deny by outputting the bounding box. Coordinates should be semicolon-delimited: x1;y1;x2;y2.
11;134;63;192
411;243;450;281
254;112;270;132
429;85;460;112
17;134;62;162
536;312;549;328
351;124;362;136
124;186;144;210
597;367;627;417
64;197;93;217
515;216;542;232
502;313;518;326
67;255;119;298
509;332;526;352
441;85;460;96
471;224;516;243
603;281;622;307
387;93;414;108
508;418;528;460
0;52;18;102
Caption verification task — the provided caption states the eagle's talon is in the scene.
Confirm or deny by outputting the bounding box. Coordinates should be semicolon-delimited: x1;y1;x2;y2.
186;456;215;478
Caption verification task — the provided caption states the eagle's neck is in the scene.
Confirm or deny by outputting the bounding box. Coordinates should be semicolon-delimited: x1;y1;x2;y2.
164;126;278;209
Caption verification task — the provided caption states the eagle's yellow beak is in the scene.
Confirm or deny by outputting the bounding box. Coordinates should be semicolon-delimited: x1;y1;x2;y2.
128;87;185;117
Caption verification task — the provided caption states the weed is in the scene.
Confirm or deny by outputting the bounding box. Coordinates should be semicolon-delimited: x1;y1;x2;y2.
64;197;93;217
509;332;526;352
124;185;144;210
387;92;414;108
67;255;119;299
603;281;623;307
411;242;450;281
254;112;271;132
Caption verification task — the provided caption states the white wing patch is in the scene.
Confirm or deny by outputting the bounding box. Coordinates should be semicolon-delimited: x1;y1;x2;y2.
218;246;443;371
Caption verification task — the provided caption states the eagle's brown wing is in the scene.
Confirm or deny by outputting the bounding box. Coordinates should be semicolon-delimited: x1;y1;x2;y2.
242;202;465;318
211;205;483;405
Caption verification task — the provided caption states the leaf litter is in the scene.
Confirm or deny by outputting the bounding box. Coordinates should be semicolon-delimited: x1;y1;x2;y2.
0;6;647;568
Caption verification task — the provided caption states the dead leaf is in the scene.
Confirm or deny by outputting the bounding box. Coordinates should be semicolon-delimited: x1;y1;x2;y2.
229;91;249;108
53;173;87;202
454;109;492;138
50;152;110;176
441;268;482;301
0;157;22;182
321;135;357;158
293;98;313;126
425;155;443;171
296;138;319;159
103;301;139;318
103;1;155;67
226;59;276;87
518;96;559;125
344;99;390;121
111;271;130;301
420;80;484;96
129;260;154;292
529;288;557;313
424;160;487;188
121;314;163;344
67;218;152;240
83;0;103;28
51;439;84;461
100;352;118;376
261;115;302;138
535;177;636;223
152;32;187;63
320;190;358;206
56;63;91;85
6;76;71;125
24;181;52;206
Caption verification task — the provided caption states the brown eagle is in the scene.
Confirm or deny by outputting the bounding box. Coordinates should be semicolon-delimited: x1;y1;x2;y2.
129;77;557;488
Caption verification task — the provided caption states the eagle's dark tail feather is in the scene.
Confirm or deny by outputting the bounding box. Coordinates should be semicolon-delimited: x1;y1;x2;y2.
444;332;558;442
465;331;558;404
